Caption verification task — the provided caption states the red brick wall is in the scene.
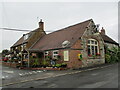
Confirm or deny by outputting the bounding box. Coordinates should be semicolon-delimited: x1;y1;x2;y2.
45;39;83;68
68;50;82;68
67;39;83;68
71;39;82;49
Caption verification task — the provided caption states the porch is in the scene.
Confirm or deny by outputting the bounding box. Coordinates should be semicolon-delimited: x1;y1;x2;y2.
28;51;67;69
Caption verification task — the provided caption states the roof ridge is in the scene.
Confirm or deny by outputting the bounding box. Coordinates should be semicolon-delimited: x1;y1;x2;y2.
12;19;92;48
46;19;92;35
30;19;92;50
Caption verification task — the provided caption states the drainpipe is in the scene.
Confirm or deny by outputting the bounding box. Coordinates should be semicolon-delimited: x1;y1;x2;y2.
21;34;25;67
28;51;30;68
21;42;23;67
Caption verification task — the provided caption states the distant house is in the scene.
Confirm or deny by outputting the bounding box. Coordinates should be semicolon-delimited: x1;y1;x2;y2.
100;27;119;49
10;20;46;63
10;19;119;68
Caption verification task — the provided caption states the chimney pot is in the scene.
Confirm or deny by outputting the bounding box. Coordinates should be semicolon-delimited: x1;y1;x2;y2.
100;27;105;35
39;19;44;30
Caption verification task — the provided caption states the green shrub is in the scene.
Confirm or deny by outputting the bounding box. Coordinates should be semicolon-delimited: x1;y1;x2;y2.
105;46;120;63
41;60;49;66
55;64;62;67
54;63;67;68
105;54;111;63
32;58;40;66
61;63;67;68
45;56;52;60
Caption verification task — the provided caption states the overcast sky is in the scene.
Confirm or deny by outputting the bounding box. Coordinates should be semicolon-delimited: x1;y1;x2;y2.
0;1;119;52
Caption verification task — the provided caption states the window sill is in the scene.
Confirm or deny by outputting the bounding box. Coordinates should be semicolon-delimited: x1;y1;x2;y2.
88;56;101;59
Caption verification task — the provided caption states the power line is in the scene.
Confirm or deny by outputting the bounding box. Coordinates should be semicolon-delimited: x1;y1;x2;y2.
0;28;54;32
0;28;30;32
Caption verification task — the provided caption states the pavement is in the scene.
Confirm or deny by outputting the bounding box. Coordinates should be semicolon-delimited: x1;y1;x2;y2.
1;63;119;88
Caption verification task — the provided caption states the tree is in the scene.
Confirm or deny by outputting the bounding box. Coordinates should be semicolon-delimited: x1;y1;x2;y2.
2;49;9;57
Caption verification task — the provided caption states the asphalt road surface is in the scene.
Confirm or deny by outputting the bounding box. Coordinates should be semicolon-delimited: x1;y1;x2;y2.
2;63;119;88
2;65;43;80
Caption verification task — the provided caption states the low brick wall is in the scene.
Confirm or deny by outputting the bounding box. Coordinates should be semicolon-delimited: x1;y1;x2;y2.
2;62;19;68
20;67;67;70
2;62;66;70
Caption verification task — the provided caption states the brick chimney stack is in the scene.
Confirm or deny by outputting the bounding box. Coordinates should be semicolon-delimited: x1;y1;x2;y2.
39;19;44;30
100;27;105;35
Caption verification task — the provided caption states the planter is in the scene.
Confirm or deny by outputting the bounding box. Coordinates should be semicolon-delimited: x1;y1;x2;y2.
10;63;19;68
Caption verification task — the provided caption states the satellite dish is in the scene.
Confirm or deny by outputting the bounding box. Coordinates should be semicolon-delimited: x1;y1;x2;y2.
62;40;70;48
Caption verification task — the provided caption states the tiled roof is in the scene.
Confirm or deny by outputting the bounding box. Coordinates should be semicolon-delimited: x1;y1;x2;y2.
30;19;92;51
11;29;38;47
100;34;119;45
11;36;26;47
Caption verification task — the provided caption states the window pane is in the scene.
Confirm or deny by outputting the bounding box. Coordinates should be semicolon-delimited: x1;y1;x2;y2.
54;51;58;54
45;51;48;55
95;41;97;45
91;40;94;44
95;46;98;55
53;51;59;59
91;46;94;55
88;40;90;44
88;45;91;55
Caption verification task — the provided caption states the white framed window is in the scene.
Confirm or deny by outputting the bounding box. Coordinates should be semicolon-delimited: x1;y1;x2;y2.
64;50;69;61
53;50;59;59
45;51;49;56
21;45;23;51
23;43;26;48
24;34;29;40
87;39;99;56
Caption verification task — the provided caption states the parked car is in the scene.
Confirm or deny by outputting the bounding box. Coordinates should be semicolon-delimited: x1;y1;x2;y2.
2;57;9;62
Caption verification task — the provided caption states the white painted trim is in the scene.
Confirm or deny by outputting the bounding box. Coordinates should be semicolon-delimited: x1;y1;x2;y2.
52;50;59;58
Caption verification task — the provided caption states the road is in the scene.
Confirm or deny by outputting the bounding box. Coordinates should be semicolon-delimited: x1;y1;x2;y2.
2;63;119;88
2;65;44;80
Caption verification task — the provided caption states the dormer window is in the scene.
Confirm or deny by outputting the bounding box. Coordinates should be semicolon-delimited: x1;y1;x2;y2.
23;34;29;40
62;40;70;48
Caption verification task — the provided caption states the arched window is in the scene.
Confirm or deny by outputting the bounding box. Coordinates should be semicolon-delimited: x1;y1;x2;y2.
87;39;99;56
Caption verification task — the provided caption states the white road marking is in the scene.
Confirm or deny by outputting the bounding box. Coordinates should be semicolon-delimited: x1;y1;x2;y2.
19;73;24;76
29;72;33;74
91;73;98;76
2;76;5;79
5;76;8;78
19;71;42;76
47;83;57;88
25;72;29;75
3;71;14;74
2;75;8;79
32;71;37;73
37;71;43;73
43;70;47;72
